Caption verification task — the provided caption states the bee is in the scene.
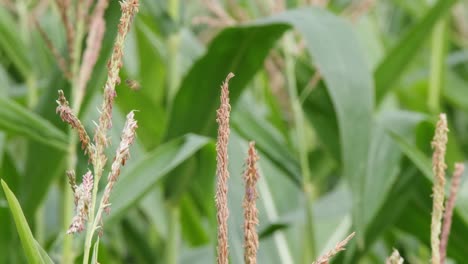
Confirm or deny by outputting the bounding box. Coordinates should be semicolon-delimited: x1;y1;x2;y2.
125;79;141;91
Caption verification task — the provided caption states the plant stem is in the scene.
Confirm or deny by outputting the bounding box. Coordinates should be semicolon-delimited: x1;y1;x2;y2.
83;154;104;264
16;0;38;108
428;18;448;114
166;204;180;264
283;33;316;262
167;0;181;107
62;3;90;262
165;2;182;262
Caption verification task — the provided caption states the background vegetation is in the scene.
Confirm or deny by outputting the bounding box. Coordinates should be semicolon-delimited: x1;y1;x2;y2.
0;0;468;263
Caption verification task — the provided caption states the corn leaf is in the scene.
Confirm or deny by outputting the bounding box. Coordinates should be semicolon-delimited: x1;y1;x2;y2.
0;97;68;150
1;180;52;264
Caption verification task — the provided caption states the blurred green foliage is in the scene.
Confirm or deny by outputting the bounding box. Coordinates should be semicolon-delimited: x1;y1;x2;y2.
0;0;468;263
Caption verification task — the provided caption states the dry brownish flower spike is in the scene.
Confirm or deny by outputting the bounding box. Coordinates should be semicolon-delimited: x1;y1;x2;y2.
215;72;234;264
56;90;94;159
34;19;71;79
386;249;404;264
56;0;74;66
430;113;448;264
243;141;260;264
66;170;77;194
95;0;139;150
312;232;355;264
76;0;109;100
440;163;465;263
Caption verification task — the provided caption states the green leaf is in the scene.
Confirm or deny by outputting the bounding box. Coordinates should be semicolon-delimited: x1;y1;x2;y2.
390;132;432;178
374;0;457;102
271;9;374;243
232;99;301;186
165;22;288;140
35;240;54;264
21;75;67;220
0;8;31;78
1;180;51;264
106;134;213;223
0;97;68;150
362;111;427;227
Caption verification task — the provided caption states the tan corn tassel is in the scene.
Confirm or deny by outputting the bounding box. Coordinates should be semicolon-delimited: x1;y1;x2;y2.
34;20;71;79
93;0;139;180
76;0;109;100
311;232;355;264
56;90;94;159
440;163;464;263
56;0;74;66
215;72;234;264
430;113;448;264
386;249;404;264
243;142;260;264
66;170;77;194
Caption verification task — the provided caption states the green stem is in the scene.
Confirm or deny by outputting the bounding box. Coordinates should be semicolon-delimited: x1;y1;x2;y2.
83;155;104;264
167;0;181;107
63;4;89;263
166;204;180;264
428;18;448;114
16;0;38;108
283;33;316;262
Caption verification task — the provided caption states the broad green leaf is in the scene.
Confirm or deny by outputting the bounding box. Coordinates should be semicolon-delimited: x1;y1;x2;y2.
374;0;457;102
106;134;213;223
1;180;51;264
0;97;68;150
165;22;288;140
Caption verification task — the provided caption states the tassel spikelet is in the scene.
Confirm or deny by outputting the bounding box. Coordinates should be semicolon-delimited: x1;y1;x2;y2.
430;113;448;264
440;163;465;263
101;111;138;215
215;72;234;264
243;142;260;264
312;232;355;264
56;90;94;159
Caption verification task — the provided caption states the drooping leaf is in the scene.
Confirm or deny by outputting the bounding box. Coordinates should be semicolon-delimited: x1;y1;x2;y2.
1;180;51;264
0;97;68;150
